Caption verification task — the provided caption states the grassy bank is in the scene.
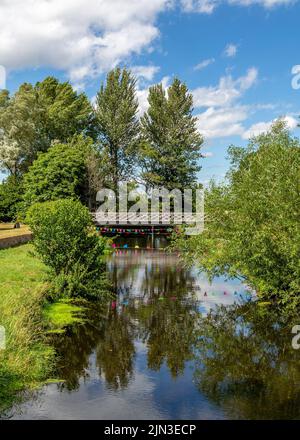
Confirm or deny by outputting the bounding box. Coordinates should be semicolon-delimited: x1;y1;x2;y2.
0;244;84;412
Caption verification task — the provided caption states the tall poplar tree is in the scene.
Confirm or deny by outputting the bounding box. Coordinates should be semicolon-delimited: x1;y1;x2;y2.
95;68;139;190
140;78;203;190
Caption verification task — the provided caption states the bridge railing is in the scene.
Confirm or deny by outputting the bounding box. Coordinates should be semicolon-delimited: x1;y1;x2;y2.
92;211;198;226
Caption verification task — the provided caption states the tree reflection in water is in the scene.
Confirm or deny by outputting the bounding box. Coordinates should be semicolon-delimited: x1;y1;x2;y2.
194;303;300;419
50;251;299;420
52;251;200;390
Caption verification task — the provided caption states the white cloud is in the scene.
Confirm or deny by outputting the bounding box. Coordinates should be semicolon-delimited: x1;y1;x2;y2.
193;68;261;139
194;68;297;141
0;1;296;89
180;0;296;14
242;115;298;139
197;106;248;138
0;65;6;90
238;67;258;90
229;0;296;8
193;68;258;108
194;58;215;71
0;0;170;86
136;88;151;116
253;103;278;110
181;0;218;13
131;65;160;81
282;115;298;129
202;151;214;157
223;43;238;58
90;95;97;109
242;121;273;139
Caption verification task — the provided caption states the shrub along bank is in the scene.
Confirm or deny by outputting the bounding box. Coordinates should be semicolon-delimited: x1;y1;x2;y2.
0;200;110;412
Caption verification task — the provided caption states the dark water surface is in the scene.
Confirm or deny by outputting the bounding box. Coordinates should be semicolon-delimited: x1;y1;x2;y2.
5;248;300;420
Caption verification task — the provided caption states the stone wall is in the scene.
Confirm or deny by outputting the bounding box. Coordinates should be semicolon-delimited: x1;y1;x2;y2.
0;234;33;249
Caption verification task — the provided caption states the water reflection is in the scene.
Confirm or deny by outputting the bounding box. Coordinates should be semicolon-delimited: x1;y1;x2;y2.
109;251;201;377
5;250;299;420
54;251;201;390
194;303;300;420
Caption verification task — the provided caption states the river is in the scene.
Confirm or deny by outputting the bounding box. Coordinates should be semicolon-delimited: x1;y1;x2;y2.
5;243;300;420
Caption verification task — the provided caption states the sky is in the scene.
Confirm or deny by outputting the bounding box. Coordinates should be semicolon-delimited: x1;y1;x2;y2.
0;0;300;184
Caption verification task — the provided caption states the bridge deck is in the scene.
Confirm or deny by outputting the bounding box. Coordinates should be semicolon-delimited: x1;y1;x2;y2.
92;212;196;226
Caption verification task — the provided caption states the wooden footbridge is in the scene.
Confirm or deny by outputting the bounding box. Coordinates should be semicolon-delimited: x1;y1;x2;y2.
92;212;196;236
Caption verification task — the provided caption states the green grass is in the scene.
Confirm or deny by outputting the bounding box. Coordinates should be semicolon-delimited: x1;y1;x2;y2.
0;244;54;411
0;244;86;412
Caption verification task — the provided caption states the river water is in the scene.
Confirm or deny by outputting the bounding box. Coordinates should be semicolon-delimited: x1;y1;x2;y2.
5;244;300;420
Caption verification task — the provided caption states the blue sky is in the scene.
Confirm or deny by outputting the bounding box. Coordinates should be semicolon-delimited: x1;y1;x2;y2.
1;0;300;184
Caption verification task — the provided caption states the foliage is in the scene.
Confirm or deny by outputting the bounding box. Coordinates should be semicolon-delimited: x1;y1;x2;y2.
173;121;300;309
0;175;24;222
95;67;139;189
0;245;55;411
0;77;94;175
35;76;96;143
140;78;203;190
23;135;96;209
0;136;22;175
26;199;109;299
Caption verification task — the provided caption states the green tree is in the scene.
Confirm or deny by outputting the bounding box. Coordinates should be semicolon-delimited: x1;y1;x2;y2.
0;89;9;108
174;121;300;309
95;68;139;190
23;136;101;210
0;77;94;174
140;78;203;190
0;175;23;222
35;76;96;142
0;83;46;174
26;199;108;299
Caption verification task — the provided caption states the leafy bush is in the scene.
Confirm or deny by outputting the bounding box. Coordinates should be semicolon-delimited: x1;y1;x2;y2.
26;199;109;299
173;121;300;310
0;175;24;222
23;136;93;208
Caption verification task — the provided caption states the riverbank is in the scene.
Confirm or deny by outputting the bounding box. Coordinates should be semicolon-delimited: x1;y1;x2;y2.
0;244;85;412
0;224;31;238
5;248;299;420
0;224;32;249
